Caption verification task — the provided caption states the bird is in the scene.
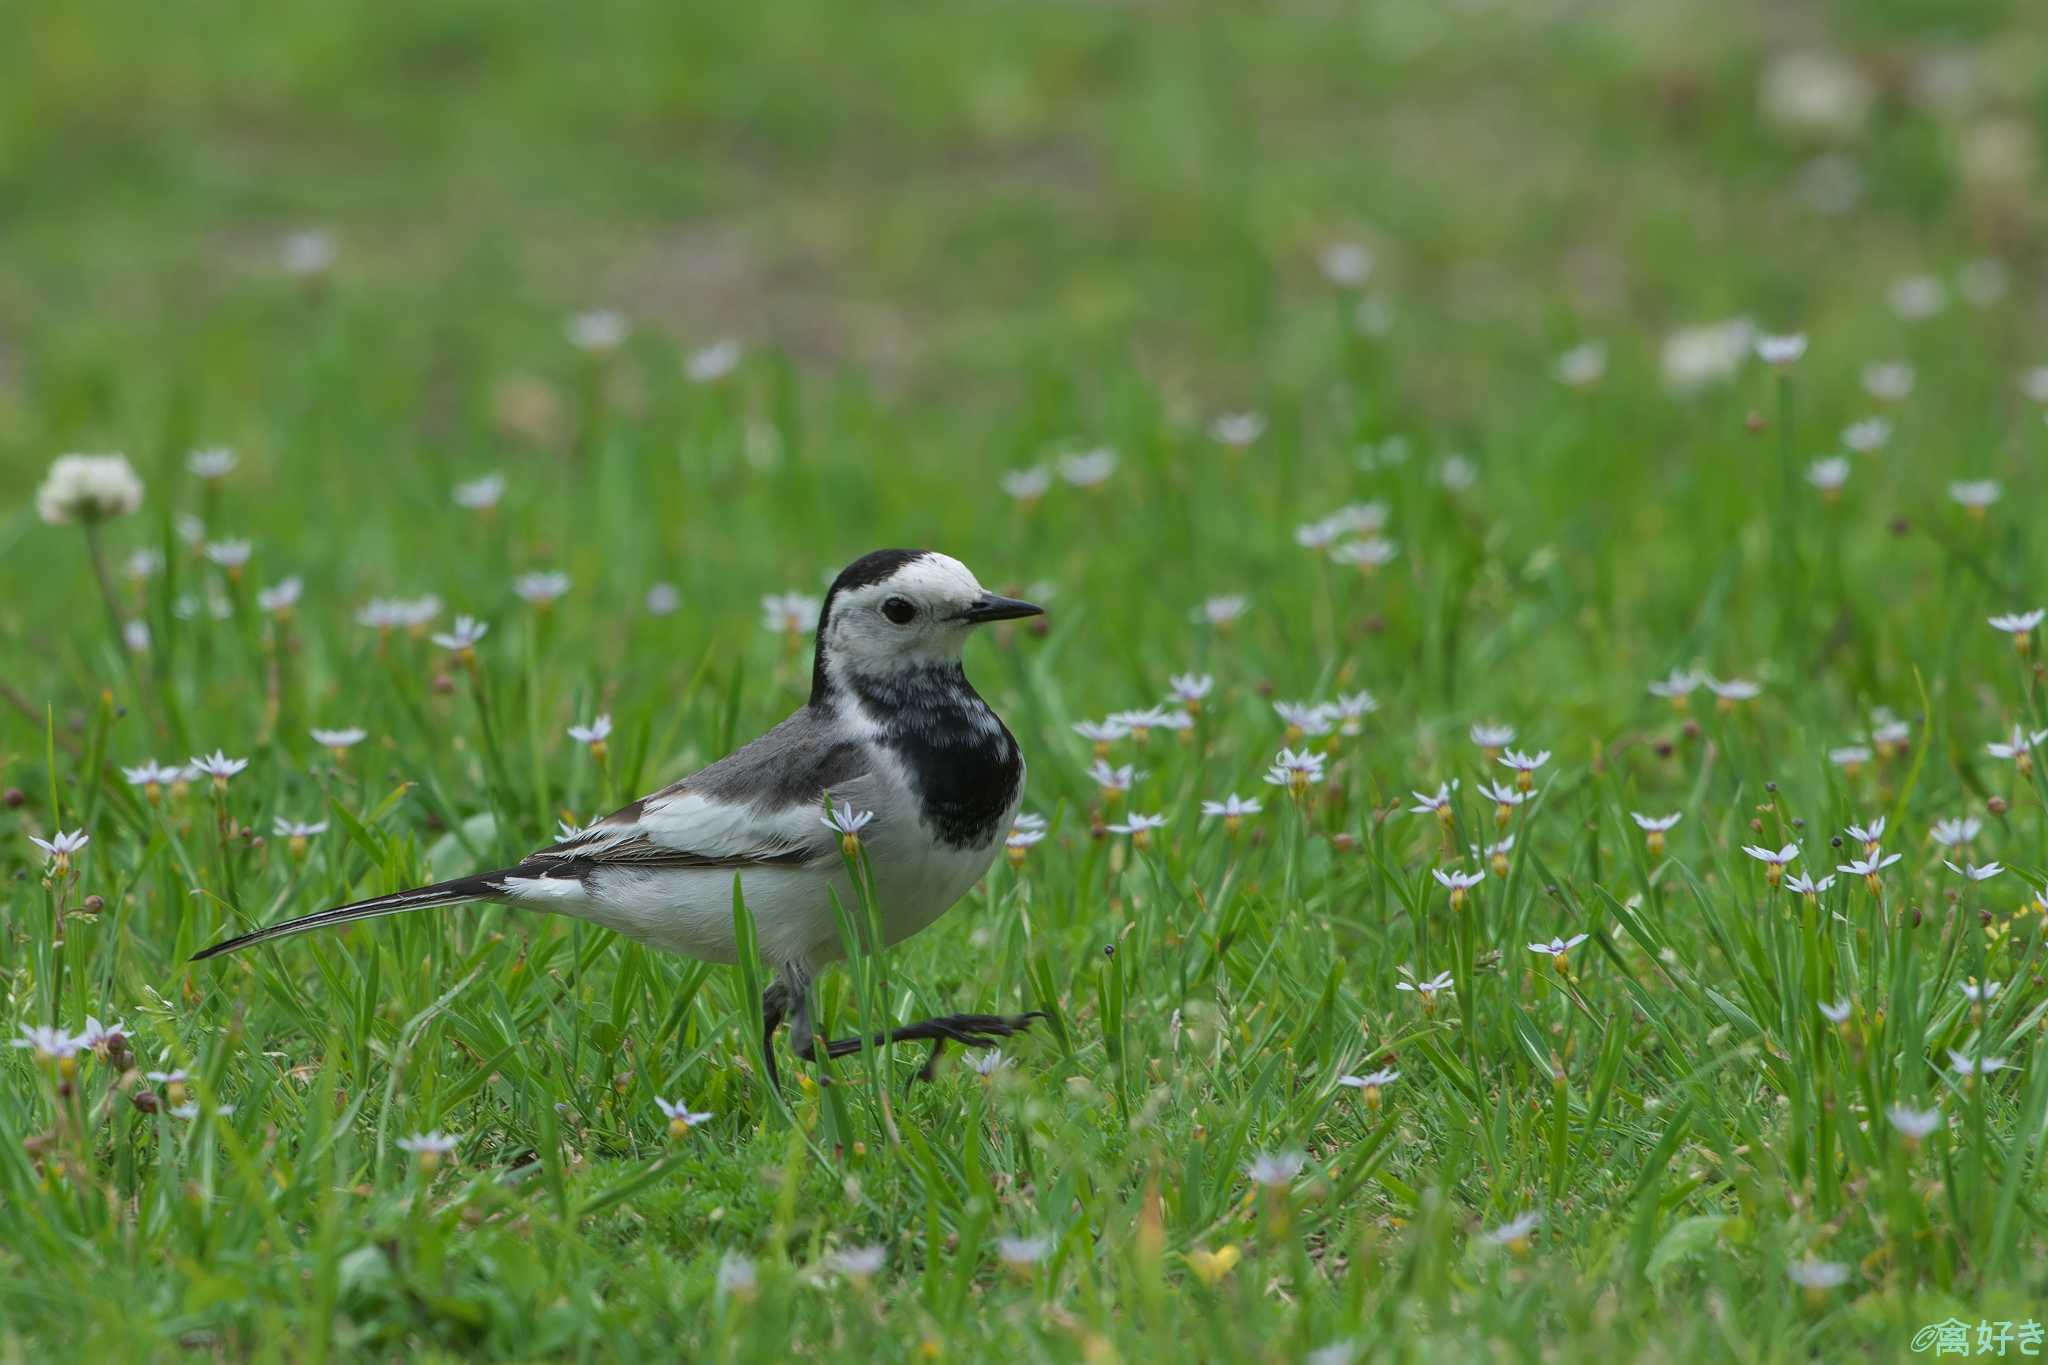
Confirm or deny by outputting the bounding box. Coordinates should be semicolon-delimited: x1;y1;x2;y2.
194;548;1048;1086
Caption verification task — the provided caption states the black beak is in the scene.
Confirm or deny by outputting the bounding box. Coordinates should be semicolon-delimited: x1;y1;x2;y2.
958;593;1044;624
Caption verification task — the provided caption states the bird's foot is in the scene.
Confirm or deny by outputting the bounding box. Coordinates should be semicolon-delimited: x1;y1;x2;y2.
815;1010;1048;1085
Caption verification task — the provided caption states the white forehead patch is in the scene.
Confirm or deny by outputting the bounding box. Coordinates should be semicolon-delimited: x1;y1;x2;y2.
879;552;984;606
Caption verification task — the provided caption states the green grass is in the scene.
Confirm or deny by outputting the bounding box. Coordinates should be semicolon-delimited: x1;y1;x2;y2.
7;1;2048;1360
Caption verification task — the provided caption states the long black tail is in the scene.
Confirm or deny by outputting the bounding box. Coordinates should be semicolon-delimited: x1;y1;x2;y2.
190;870;514;961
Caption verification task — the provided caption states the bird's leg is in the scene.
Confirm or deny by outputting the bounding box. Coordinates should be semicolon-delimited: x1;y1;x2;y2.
765;963;817;1087
816;1011;1048;1085
759;981;788;1091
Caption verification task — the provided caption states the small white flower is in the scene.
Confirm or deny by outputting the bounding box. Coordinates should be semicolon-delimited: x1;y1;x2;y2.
1243;1151;1307;1188
36;454;146;525
188;751;249;783
1432;868;1486;892
1329;537;1399;570
1661;319;1753;395
1111;706;1173;736
1437;455;1477;491
274;817;328;839
1486;1212;1542;1247
995;1235;1051;1267
1889;274;1949;321
644;583;681;616
175;513;206;546
1986;726;2047;762
453;474;506;510
1265;747;1327;791
1786;873;1835;896
1948;1050;2011;1077
1843;816;1885;844
1942;860;2004;883
1395;969;1455;996
310;727;367;751
1552;342;1606;388
1274;701;1334;737
1647;668;1703;700
1318;241;1373;288
1197;594;1249;628
1755;333;1808;366
826;1245;887;1279
685;339;743;383
1959;979;2001;1003
821;805;876;839
29;829;90;863
1818;999;1852;1023
1886;1104;1941;1139
1787;1259;1850;1291
1828;745;1872;769
11;1024;86;1059
1013;813;1047;833
257;577;303;614
1326;502;1389;535
1860;361;1913;402
126;548;164;581
280;228;337;277
1167;673;1214;704
187;447;237;480
1498;748;1550;776
1470;722;1516;748
204;538;253;570
397;1131;458;1156
397;596;443;630
1106;812;1169;838
1631;812;1682;832
568;715;612;745
1949;479;2002;510
1088;760;1138;793
1409;783;1457;815
123;760;182;788
1005;828;1045;851
1988;609;2045;637
1930;817;1981;848
1072;719;1129;748
1200;794;1264;821
1958;258;2009;306
2021;366;2048;406
970;1050;1015;1077
1001;466;1052;501
1526;933;1589;957
1742;843;1800;867
1479;780;1530;808
655;1097;715;1127
514;571;571;605
1338;1067;1400;1090
431;616;490;652
169;1103;235;1120
760;592;820;635
1841;417;1891;452
1805;457;1850;492
1330;691;1377;734
1836;849;1900;878
566;309;628;353
1294;519;1343;551
1207;412;1266;447
716;1254;758;1297
1056;447;1117;488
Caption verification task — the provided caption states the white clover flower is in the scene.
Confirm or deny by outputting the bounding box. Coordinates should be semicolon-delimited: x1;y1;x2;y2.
1818;999;1852;1023
1949;479;2002;510
1841;417;1891;451
189;751;249;784
1001;466;1052;502
1786;873;1835;896
644;583;681;616
1787;1259;1850;1291
1056;447;1117;488
257;577;303;615
760;592;820;635
1806;457;1850;493
1861;361;1913;402
1197;594;1249;628
685;339;743;384
187;447;237;480
1889;274;1949;321
1207;412;1266;447
1660;319;1753;395
1329;537;1399;571
1887;1104;1941;1140
566;309;628;353
1243;1150;1307;1188
431;616;490;653
1552;342;1606;388
1755;333;1808;367
514;571;571;605
1943;860;2003;883
281;228;337;277
36;454;145;525
1318;241;1373;288
453;474;506;510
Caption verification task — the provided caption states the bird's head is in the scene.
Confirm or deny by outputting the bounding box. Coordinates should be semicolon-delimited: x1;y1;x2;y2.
812;549;1041;700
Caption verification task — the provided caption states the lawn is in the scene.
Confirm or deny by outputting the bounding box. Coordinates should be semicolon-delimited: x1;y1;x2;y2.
6;1;2048;1360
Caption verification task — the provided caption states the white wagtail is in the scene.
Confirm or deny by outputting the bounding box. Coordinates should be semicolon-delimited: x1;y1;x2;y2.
195;549;1047;1085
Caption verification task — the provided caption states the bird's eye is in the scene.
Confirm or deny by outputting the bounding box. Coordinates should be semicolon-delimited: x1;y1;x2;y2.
881;596;917;625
